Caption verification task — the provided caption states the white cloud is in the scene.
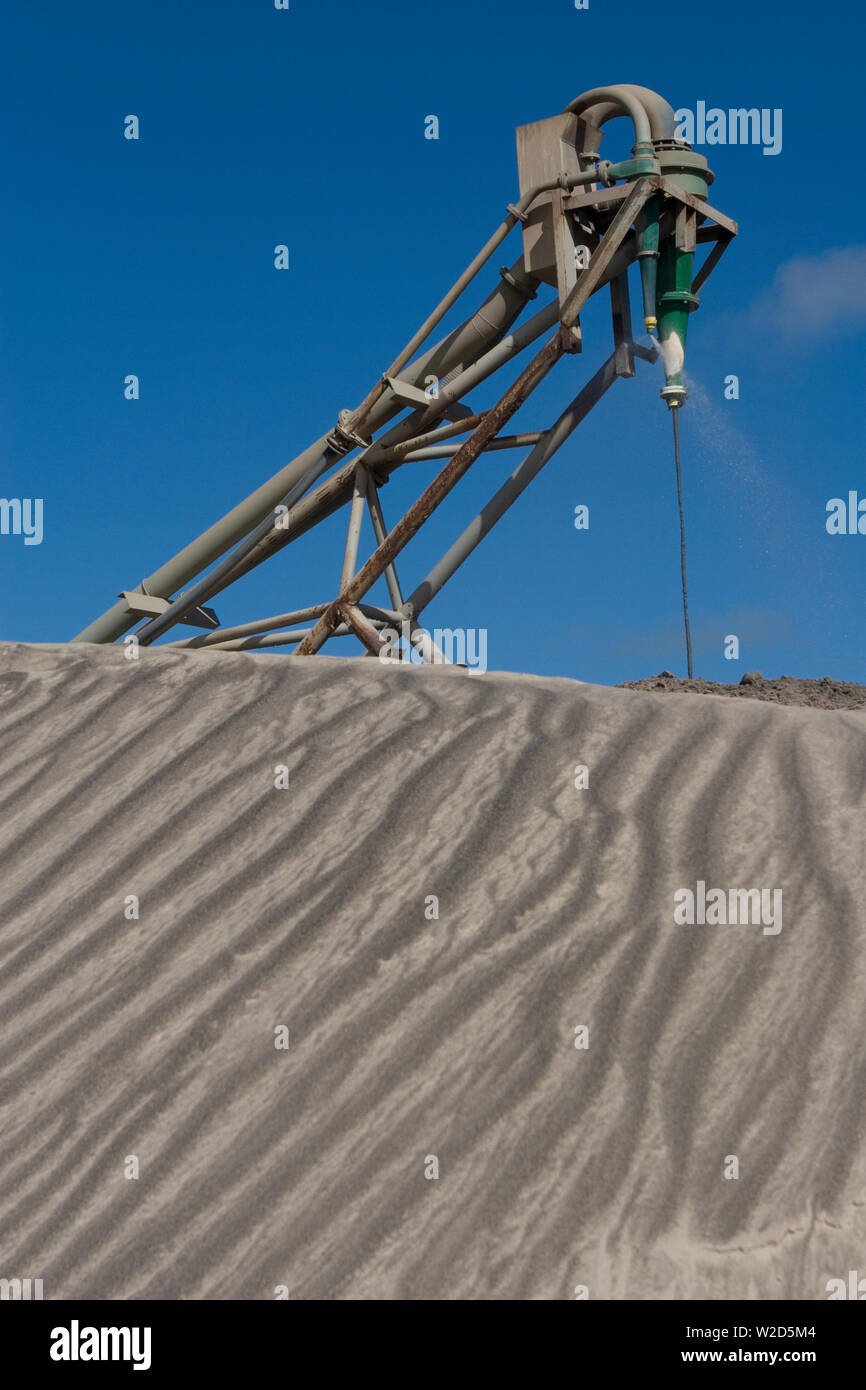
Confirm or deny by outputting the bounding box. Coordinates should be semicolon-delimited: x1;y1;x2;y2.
751;245;866;337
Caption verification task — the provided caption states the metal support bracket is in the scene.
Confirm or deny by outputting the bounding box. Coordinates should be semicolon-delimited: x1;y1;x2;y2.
691;227;735;295
656;178;739;237
119;591;220;630
384;376;475;422
325;410;371;456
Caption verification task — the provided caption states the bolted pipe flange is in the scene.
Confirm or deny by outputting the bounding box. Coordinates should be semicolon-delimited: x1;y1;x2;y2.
326;410;371;456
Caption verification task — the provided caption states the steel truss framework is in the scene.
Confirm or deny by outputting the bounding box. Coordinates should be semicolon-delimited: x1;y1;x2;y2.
74;155;737;662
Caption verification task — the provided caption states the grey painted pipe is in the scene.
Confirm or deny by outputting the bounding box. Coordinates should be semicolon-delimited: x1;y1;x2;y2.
71;434;334;644
207;229;646;590
130;444;341;644
135;264;547;642
565;87;653;147
199;605;401;652
340;464;369;588
381;433;543;463
171;605;330;646
575;87;676;144
618;86;677;141
404;300;561;434
343;222;538;434
73;258;539;644
200;624;357;651
365;478;404;611
341;164;618;438
78;156;613;646
73;155;620;645
73;142;647;645
361;257;540;436
175;295;563;609
168;602;400;649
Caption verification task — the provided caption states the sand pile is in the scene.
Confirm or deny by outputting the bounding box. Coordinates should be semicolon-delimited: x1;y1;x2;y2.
1;640;864;1300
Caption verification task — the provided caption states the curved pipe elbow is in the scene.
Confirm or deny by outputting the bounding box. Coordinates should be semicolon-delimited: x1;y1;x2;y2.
615;85;678;141
564;85;653;149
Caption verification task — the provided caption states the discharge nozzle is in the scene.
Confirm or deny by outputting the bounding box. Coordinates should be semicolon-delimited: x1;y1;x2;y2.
660;383;688;409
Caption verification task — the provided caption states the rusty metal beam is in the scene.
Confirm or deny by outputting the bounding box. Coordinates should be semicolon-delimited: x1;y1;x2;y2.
149;303;563;631
295;184;649;657
336;601;389;657
609;272;635;378
559;178;654;326
295;334;565;655
404;351;621;620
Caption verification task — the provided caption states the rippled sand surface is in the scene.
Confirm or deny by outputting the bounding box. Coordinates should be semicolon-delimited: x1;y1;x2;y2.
1;641;864;1300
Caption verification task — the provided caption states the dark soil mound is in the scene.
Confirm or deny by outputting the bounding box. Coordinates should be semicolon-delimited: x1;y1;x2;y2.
617;671;866;710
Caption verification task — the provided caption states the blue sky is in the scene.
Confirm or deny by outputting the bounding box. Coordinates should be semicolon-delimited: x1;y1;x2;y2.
2;0;865;683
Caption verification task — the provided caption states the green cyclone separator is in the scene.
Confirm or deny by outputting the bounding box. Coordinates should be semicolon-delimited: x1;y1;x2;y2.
636;193;661;332
656;235;699;390
652;144;712;403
